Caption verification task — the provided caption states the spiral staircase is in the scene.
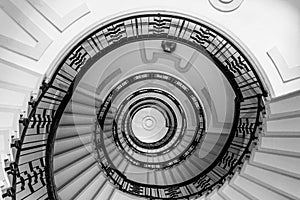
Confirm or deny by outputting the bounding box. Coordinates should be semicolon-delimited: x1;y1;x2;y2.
1;1;300;200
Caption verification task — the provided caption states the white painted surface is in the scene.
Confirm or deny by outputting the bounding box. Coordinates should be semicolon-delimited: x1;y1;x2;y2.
0;0;299;96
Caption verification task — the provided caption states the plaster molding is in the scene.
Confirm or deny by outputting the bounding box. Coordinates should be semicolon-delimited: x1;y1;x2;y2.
0;108;21;138
27;0;90;32
208;0;244;12
0;0;52;61
267;46;300;83
0;82;31;112
0;58;43;91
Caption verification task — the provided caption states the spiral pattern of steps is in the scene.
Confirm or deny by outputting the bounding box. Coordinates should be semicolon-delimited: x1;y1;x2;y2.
38;12;262;199
0;5;299;200
205;92;300;200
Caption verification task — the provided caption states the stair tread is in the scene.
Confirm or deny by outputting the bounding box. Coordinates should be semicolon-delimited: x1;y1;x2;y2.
241;161;300;199
54;133;91;155
57;163;99;200
219;181;250;200
59;113;95;126
56;124;92;140
55;156;96;189
260;136;300;155
74;173;106;200
65;100;97;115
251;149;300;178
267;116;300;133
53;144;93;171
112;189;144;200
207;189;225;200
233;173;290;200
94;181;115;200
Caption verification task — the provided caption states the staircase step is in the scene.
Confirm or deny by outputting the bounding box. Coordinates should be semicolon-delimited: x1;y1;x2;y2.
232;172;289;200
53;144;92;172
19;148;45;165
59;113;95;125
111;152;123;165
23;133;47;143
219;181;250;200
177;163;194;181
56;124;92;140
259;136;300;156
251;150;300;178
156;170;166;185
94;182;115;200
196;195;207;200
267;116;300;133
74;173;107;200
16;183;47;200
241;162;300;199
206;189;225;200
57;163;99;200
164;169;177;185
264;131;300;136
54;133;91;156
183;160;199;177
65;101;97;116
170;167;184;183
71;89;102;108
55;155;96;189
112;189;144;200
125;164;147;183
268;93;300;116
117;159;129;173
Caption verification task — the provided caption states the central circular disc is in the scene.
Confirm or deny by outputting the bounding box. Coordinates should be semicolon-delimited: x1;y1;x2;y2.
143;116;155;130
131;107;167;143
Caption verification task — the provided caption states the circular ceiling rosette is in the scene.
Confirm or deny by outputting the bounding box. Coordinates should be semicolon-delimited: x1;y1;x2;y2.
49;11;266;200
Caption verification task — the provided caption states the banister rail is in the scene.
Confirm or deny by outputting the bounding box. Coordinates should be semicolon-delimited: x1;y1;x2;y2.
2;11;267;200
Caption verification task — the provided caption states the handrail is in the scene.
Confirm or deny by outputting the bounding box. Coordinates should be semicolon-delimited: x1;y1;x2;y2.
45;82;74;200
98;74;205;170
4;11;267;200
93;95;263;199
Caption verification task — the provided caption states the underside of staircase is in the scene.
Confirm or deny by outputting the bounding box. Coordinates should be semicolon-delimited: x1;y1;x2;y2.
0;2;300;200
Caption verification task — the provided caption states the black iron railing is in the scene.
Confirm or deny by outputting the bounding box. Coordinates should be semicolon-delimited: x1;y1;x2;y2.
96;72;206;170
3;11;267;200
